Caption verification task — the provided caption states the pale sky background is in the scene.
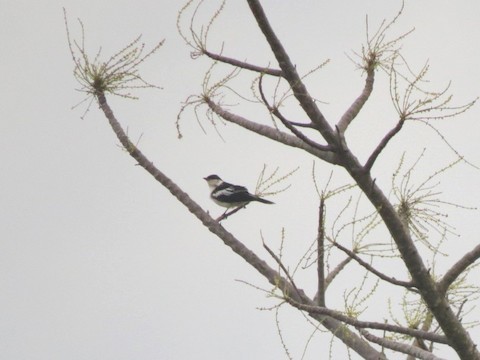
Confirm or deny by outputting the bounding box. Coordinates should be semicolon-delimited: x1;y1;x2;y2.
1;1;480;359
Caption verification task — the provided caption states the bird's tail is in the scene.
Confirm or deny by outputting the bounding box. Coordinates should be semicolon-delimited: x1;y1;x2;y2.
254;196;274;204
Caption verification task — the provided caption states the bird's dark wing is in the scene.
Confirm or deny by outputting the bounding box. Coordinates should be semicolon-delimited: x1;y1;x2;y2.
213;182;256;203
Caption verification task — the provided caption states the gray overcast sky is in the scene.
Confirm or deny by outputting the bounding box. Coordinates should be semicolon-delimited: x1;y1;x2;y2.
1;1;480;359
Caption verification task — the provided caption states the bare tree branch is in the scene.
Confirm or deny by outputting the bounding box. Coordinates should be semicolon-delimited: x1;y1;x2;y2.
203;49;283;77
325;256;353;287
263;242;303;300
359;329;447;360
337;68;375;134
313;256;352;304
258;75;331;152
363;117;405;173
283;299;448;344
438;243;480;294
331;241;415;289
317;199;326;306
288;120;316;128
205;97;339;164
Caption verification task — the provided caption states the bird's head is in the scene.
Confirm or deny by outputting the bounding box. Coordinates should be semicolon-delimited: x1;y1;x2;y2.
204;174;223;189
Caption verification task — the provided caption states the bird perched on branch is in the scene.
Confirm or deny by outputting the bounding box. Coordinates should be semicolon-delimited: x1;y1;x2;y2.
204;174;274;209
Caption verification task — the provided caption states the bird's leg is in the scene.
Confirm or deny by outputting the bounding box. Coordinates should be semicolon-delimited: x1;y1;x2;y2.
215;207;230;222
216;205;246;222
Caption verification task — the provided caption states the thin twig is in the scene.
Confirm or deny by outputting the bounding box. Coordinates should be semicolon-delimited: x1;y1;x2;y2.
331;241;415;289
258;75;332;152
263;242;303;300
317;198;326;306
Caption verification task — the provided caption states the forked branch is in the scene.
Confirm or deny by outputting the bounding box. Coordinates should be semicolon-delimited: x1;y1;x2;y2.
258;75;332;152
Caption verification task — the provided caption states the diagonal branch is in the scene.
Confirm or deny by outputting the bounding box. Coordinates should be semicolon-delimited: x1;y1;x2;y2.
325;256;352;287
205;97;339;164
337;68;375;134
359;329;448;360
363;117;405;172
203;49;283;77
283;298;448;344
331;241;416;289
437;243;480;294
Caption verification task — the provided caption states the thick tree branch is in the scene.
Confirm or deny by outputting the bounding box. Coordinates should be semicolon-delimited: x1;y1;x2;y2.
205;97;339;164
97;91;387;360
246;0;338;146
363;117;405;173
437;243;480;294
359;329;447;360
284;299;448;344
337;68;375;134
331;241;415;290
203;49;283;77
